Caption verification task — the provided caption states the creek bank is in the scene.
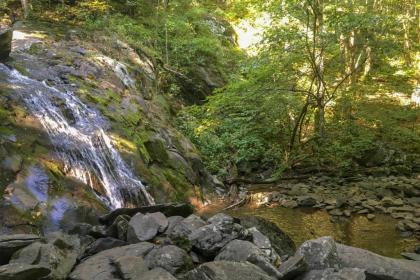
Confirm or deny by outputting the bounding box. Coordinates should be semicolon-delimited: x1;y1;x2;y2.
0;203;419;280
0;27;12;60
230;175;420;236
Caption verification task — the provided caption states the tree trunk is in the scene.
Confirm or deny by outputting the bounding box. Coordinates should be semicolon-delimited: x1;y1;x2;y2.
21;0;29;18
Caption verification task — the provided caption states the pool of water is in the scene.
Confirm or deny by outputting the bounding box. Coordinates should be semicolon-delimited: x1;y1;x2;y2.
200;203;418;258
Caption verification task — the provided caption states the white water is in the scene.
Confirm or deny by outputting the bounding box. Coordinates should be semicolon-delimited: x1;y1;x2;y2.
0;63;154;208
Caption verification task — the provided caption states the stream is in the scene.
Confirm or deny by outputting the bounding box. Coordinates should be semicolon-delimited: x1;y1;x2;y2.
201;202;418;258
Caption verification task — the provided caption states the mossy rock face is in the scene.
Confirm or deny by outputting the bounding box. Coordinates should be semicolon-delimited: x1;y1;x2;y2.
144;136;169;163
0;28;12;61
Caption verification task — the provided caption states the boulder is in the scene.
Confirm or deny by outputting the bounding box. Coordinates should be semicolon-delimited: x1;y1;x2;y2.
0;28;12;61
298;268;366;280
297;196;317;207
182;261;275;280
148;212;169;233
142;267;177;280
11;232;80;280
188;219;249;258
0;263;51;280
69;242;154;280
215;240;280;278
99;203;194;225
106;214;130;240
169;214;207;239
127;213;160;242
145;245;193;275
239;215;296;258
165;216;184;235
84;237;127;257
401;253;420;261
248;227;280;264
0;234;41;265
337;243;420;280
297;236;341;270
113;256;148;280
277;252;308;280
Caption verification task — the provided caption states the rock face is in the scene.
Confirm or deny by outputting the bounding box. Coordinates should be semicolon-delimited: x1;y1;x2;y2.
183;261;275;280
0;28;12;61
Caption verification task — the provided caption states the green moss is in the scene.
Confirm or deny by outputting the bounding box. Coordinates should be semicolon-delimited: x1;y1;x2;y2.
162;168;193;201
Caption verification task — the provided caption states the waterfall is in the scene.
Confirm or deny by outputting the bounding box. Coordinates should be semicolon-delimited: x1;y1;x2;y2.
0;63;154;208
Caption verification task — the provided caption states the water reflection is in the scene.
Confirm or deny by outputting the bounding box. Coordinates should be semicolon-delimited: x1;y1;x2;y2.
202;204;418;258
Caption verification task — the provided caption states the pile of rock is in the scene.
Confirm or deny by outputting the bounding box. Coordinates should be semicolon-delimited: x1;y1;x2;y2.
253;176;420;234
0;203;419;279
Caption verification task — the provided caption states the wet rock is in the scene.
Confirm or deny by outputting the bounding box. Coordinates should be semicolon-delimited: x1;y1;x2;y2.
0;234;40;265
188;219;248;258
113;255;148;280
297;236;341;270
99;203;194;225
329;209;343;216
367;214;376;220
281;200;298;208
84;237;127;257
299;268;366;280
277;252;308;280
140;267;176;280
69;242;154;280
337;243;420;280
0;28;12;61
145;245;193;275
127;213;160;242
215;240;281;278
0;263;51;280
182;261;275;280
239;215;296;258
297;196;317;207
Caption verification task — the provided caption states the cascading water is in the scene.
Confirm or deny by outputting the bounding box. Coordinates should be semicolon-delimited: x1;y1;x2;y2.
0;63;154;208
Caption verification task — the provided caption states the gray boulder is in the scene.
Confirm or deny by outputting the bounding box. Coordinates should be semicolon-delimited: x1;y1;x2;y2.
11;232;80;280
297;196;317;207
69;242;154;280
0;28;12;61
142;267;177;280
188;219;249;258
248;227;280;264
297;236;341;270
277;252;308;280
182;261;275;280
337;243;420;280
84;237;127;256
170;214;207;238
215;239;281;278
298;268;366;280
239;216;295;258
127;213;160;242
165;216;184;235
0;263;51;280
0;234;41;264
145;245;193;275
106;214;130;240
113;255;148;280
148;212;169;232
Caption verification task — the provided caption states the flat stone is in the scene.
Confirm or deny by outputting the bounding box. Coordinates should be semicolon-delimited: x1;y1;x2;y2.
329;209;343;216
277;252;308;280
367;214;376;220
148;212;169;233
113;256;148;280
84;237;127;256
141;267;177;280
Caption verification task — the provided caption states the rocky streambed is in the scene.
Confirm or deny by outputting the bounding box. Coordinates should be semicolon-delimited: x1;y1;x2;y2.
0;203;419;280
227;176;420;236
